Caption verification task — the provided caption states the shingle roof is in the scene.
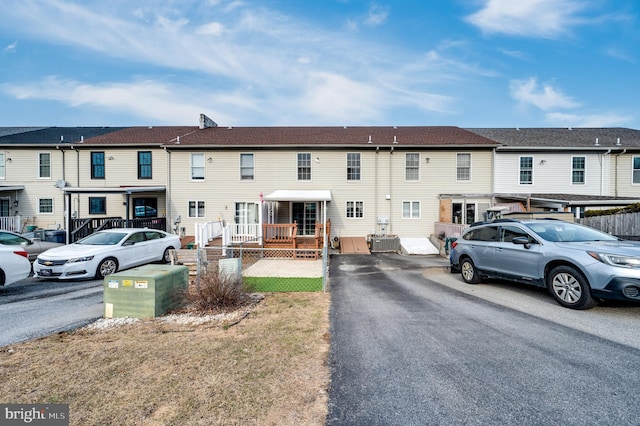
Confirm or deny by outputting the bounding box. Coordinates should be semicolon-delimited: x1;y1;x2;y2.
81;126;498;147
0;127;128;144
466;128;640;148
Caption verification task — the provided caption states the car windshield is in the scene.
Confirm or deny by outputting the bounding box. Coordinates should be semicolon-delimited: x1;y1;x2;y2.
527;222;617;242
77;232;128;245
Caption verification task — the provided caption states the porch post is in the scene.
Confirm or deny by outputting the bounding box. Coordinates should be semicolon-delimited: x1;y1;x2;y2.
322;199;327;292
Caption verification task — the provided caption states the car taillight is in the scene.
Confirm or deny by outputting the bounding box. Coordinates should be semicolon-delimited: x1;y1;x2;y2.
451;241;458;249
14;250;29;259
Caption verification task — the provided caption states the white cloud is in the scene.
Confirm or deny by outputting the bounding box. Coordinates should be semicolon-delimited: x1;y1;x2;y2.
510;78;580;110
197;21;225;36
364;4;390;27
465;0;585;38
3;41;17;52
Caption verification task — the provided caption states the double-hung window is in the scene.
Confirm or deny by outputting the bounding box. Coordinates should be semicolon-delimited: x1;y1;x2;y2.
39;152;51;178
38;198;53;214
406;153;420;181
519;156;533;185
138;151;152;179
456;153;471;181
346;201;364;218
347;153;361;181
572;156;585;184
89;197;106;214
240;153;254;180
633;157;640;184
91;152;105;179
297;153;311;181
191;154;205;180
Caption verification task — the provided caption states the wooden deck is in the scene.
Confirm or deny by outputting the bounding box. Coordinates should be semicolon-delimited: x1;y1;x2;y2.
339;237;370;254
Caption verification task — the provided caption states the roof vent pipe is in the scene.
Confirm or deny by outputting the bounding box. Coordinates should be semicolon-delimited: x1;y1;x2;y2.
595;138;599;146
393;136;397;144
368;135;372;144
616;137;621;146
60;135;63;142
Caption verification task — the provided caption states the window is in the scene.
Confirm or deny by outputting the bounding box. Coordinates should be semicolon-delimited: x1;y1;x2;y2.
240;153;254;180
406;153;419;181
466;203;476;225
38;152;51;178
633;157;640;184
134;198;158;218
519;156;533;185
138;151;152;179
572;156;585;184
463;226;498;242
38;198;53;214
347;153;361;181
402;201;420;219
456;153;471;181
91;152;105;179
500;225;535;243
188;200;205;218
89;197;106;214
346;201;364;218
191;154;205;180
297;153;311;181
0;152;4;179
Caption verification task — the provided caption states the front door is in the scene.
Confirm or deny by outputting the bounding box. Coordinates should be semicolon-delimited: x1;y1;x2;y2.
292;202;317;236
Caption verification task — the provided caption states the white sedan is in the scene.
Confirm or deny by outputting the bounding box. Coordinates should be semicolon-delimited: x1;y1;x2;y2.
0;245;31;286
33;228;181;280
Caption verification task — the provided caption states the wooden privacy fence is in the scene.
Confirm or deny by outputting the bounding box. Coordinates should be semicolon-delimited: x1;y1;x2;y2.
580;212;640;240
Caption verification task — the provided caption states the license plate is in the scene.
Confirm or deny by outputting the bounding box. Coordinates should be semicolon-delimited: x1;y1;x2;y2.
39;269;52;276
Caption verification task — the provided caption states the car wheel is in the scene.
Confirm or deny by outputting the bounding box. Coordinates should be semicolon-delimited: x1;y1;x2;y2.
95;258;118;279
162;247;174;264
547;265;596;310
460;257;481;284
0;269;5;286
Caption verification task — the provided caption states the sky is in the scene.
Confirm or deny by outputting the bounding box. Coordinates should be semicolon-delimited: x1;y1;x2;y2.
0;0;638;129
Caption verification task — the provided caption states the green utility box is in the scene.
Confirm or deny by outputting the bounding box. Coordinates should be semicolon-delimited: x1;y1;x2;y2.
103;264;189;319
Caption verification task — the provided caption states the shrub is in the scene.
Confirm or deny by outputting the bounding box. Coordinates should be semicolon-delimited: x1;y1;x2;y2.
182;269;255;312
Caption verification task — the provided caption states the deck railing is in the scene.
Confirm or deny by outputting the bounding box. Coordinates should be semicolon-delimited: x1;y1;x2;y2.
195;220;225;247
263;223;298;243
0;216;22;232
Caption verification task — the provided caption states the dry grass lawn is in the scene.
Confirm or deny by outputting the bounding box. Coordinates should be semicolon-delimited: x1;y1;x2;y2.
0;292;330;425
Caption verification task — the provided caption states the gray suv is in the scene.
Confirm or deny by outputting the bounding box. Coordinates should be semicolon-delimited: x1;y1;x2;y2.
449;219;640;309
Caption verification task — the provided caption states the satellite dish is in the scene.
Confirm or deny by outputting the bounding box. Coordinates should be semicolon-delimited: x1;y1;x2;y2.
54;179;67;188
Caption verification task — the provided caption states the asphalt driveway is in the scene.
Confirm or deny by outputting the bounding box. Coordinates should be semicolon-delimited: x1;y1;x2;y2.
327;253;640;425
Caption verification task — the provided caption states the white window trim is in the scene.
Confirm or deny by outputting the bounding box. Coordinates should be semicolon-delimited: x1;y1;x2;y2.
240;153;255;181
345;200;364;219
0;152;5;179
188;200;206;218
297;152;312;182
402;200;421;219
405;153;420;182
456;153;472;182
518;155;534;186
38;151;52;179
346;152;362;182
571;155;586;185
632;156;640;185
190;153;205;181
38;197;54;214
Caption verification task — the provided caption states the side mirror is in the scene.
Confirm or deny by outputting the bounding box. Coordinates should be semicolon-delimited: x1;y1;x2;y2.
512;236;532;249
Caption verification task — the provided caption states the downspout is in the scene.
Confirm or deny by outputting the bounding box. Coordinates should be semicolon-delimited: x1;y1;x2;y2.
614;149;627;197
389;144;394;234
163;146;172;233
600;149;611;196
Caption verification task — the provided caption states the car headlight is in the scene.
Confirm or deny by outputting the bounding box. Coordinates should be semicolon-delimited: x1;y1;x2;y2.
588;252;640;268
67;255;95;263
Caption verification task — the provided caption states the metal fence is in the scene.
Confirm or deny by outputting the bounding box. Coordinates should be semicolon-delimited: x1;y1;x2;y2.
171;245;329;292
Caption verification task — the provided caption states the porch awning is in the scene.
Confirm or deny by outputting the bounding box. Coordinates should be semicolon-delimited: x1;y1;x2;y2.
61;186;166;194
263;190;332;202
0;185;25;192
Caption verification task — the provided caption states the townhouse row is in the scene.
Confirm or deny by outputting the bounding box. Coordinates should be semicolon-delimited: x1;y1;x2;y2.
1;117;639;244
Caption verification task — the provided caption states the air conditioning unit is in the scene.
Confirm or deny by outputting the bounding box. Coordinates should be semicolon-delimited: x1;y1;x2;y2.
370;235;400;253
